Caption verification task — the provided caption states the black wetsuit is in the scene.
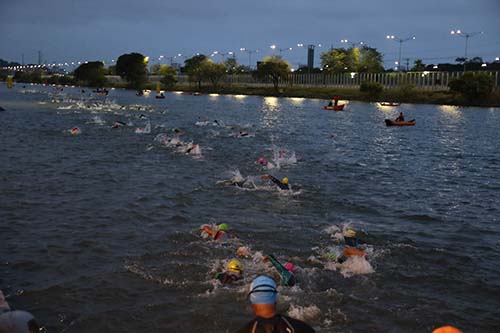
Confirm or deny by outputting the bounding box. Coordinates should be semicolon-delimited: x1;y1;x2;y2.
344;236;359;247
214;272;242;284
238;315;315;333
268;175;290;190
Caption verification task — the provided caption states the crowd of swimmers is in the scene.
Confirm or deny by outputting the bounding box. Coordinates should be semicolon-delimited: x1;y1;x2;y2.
1;87;459;332
199;221;462;333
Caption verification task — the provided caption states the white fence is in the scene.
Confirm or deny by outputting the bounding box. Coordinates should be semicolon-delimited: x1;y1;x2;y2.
109;71;500;90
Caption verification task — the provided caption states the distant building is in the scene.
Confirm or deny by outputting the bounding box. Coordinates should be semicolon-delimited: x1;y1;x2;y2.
307;45;315;72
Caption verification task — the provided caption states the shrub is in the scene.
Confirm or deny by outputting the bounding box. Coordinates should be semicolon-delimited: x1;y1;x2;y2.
360;81;383;98
449;72;494;103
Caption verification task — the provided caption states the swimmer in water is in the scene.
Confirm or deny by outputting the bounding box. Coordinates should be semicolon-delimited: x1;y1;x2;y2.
238;276;315;333
264;254;296;287
261;174;290;190
112;121;127;128
0;290;42;333
329;229;366;263
201;223;230;241
214;259;244;284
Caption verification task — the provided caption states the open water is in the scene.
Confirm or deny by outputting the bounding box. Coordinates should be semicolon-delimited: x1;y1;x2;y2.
1;84;499;333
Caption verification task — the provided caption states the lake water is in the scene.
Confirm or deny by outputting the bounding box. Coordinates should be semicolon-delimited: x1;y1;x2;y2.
1;84;499;332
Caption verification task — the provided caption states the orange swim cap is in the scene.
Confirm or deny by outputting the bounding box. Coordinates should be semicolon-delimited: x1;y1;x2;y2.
432;326;463;333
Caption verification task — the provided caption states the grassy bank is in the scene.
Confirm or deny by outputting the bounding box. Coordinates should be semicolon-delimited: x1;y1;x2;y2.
140;82;500;107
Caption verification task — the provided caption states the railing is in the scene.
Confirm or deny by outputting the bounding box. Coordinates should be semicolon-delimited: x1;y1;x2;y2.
108;71;500;90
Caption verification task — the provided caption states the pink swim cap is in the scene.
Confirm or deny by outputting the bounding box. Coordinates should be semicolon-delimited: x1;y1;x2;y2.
284;262;295;273
258;157;266;164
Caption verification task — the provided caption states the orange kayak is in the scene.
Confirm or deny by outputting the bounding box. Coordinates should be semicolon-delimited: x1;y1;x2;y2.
324;104;345;111
385;119;416;126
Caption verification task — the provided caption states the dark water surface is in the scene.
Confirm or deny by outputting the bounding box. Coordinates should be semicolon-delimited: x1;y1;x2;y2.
1;84;499;333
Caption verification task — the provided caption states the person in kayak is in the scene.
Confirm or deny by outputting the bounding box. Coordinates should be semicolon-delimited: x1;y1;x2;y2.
0;290;41;333
261;174;290;190
215;259;244;284
264;254;296;287
396;112;405;121
201;223;230;241
328;96;339;107
238;275;315;333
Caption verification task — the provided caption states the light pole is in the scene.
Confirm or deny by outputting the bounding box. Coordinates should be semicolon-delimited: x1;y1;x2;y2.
270;44;293;56
450;29;484;71
386;35;415;71
341;39;365;48
212;51;234;61
240;48;259;69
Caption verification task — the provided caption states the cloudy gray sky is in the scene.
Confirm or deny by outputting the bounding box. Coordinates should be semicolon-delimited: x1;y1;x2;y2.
1;0;499;68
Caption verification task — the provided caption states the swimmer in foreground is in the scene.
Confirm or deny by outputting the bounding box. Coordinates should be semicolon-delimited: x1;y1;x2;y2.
201;223;230;241
215;259;244;284
264;254;296;287
0;290;41;333
238;276;315;333
261;174;290;190
335;229;366;263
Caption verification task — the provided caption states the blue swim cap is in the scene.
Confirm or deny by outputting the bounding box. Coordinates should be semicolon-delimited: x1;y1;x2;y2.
249;275;277;304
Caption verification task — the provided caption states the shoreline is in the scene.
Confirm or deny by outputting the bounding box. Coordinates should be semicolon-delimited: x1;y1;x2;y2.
141;83;500;107
6;80;500;107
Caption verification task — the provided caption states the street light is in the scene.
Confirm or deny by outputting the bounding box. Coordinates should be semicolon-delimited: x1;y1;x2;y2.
270;44;293;55
450;29;484;71
386;35;416;71
212;51;234;61
240;48;259;69
341;39;365;48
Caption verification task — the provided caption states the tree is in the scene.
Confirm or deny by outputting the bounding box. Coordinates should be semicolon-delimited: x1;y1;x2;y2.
321;48;349;73
357;46;384;73
104;65;116;75
73;61;106;87
184;54;207;90
412;59;426;71
159;65;177;89
256;55;290;91
224;57;238;74
321;46;383;73
200;60;226;87
115;53;148;90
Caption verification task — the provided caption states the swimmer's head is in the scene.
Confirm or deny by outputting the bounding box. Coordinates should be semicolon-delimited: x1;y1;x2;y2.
218;223;228;231
248;275;277;304
344;229;356;238
258;157;267;165
227;259;243;274
284;262;295;273
281;177;289;185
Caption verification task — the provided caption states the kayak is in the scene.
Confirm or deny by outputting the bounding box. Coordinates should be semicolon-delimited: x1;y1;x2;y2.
385;119;416;126
155;95;165;99
379;102;400;106
324;104;345;111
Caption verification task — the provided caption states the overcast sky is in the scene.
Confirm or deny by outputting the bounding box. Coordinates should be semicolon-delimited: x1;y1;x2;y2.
1;0;499;69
